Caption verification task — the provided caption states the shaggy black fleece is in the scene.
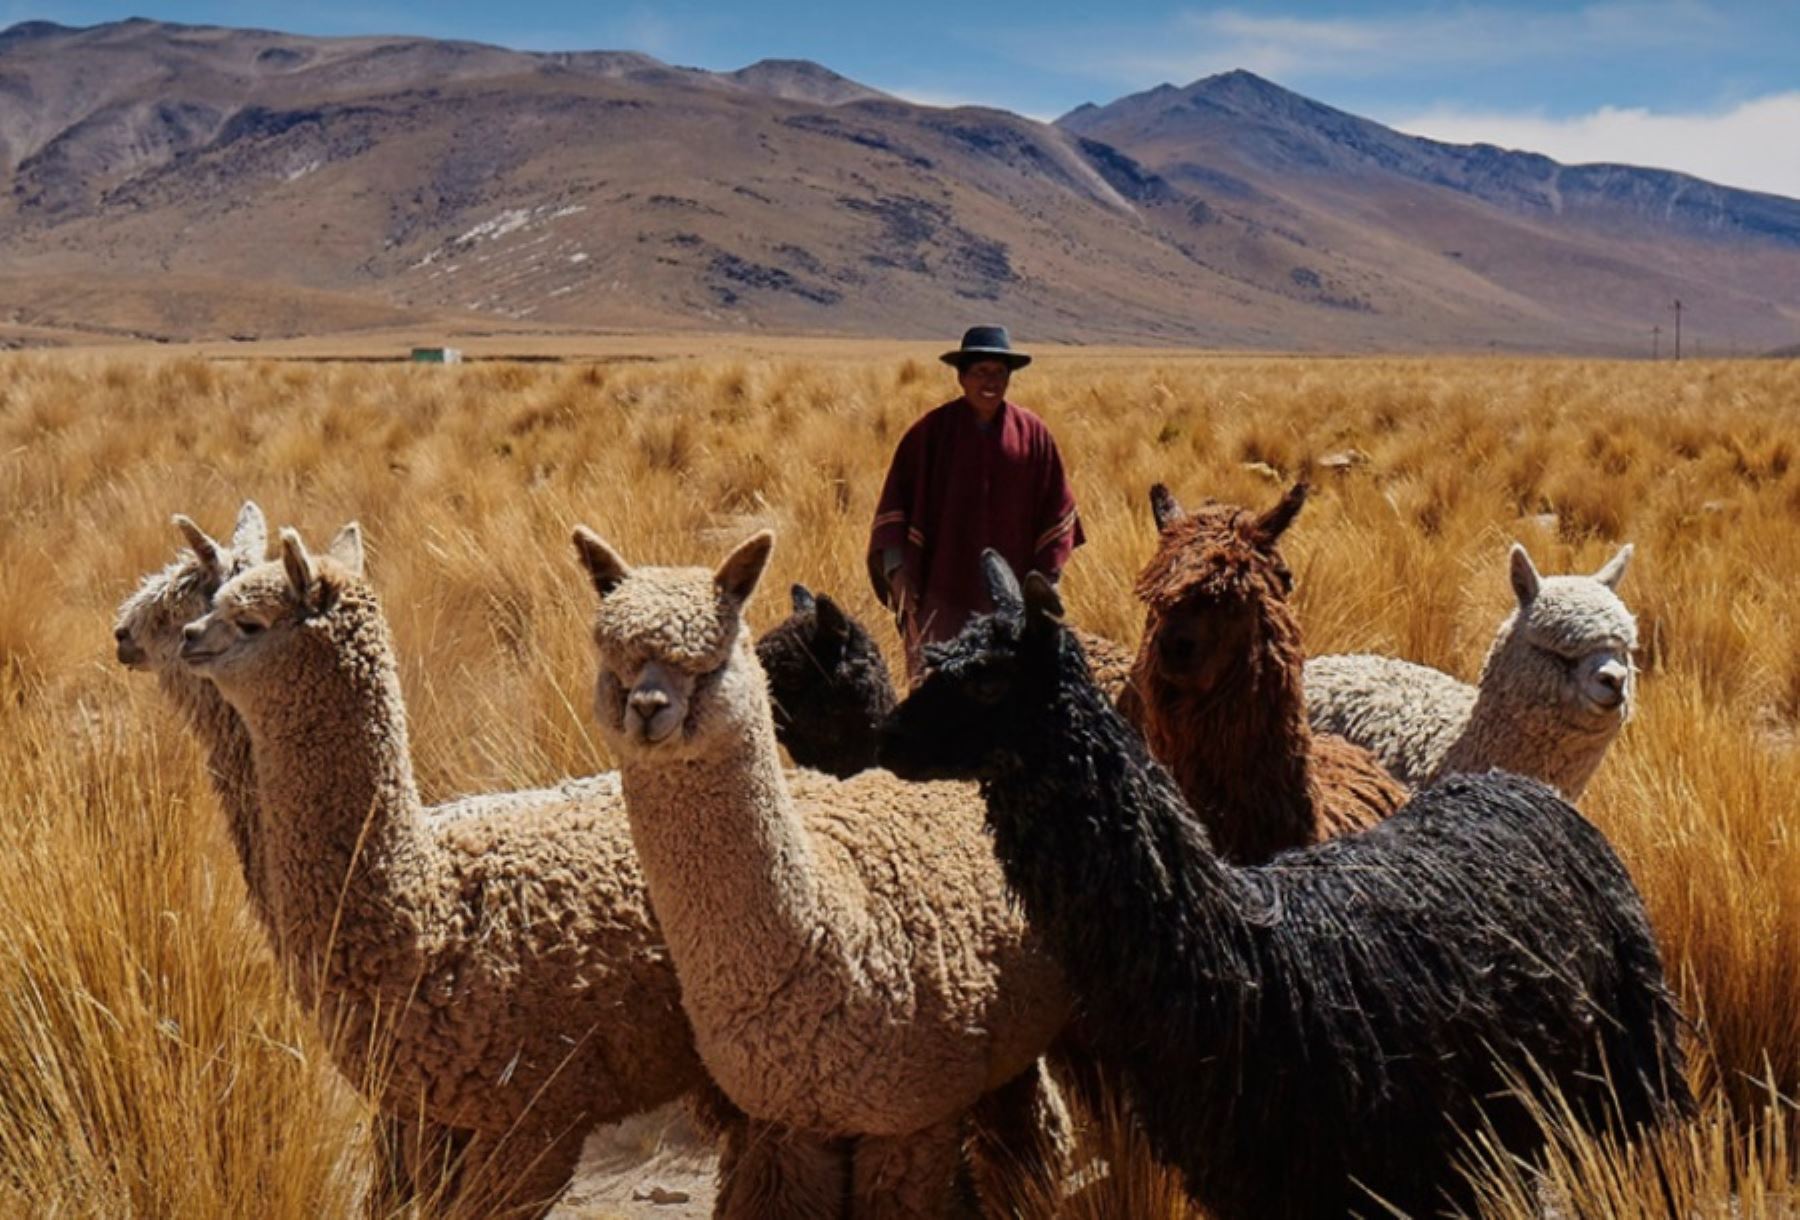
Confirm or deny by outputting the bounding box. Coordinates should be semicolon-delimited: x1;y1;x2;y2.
878;553;1693;1220
756;584;898;779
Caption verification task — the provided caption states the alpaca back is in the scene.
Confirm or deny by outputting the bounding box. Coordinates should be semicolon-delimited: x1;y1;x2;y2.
1304;653;1476;786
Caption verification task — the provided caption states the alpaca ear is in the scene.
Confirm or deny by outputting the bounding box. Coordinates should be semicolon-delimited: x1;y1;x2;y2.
231;501;268;560
716;531;775;605
1149;483;1185;531
790;583;816;615
572;527;630;599
1254;482;1308;545
280;528;316;603
327;523;365;576
981;549;1024;618
1022;572;1064;631
1509;544;1541;606
814;593;850;644
173;514;223;575
1594;543;1633;591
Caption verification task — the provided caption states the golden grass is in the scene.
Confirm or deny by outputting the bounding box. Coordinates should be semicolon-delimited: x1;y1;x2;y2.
1;348;1797;1215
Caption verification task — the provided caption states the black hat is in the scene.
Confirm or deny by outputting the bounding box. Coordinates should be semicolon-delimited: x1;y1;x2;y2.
940;325;1031;370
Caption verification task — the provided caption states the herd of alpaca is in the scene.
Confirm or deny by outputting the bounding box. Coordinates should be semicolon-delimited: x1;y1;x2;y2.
111;474;1686;1219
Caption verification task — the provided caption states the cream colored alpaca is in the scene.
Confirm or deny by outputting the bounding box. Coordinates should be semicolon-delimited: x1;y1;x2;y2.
177;523;724;1218
572;526;1071;1219
1306;543;1638;798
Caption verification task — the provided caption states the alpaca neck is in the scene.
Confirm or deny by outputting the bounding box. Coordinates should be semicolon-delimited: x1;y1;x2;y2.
231;611;444;1004
1136;650;1319;864
616;645;831;1010
157;668;271;931
987;644;1254;1027
1452;666;1620;798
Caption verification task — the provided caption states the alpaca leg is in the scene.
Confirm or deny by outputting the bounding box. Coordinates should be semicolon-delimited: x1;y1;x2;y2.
454;1122;588;1220
367;1112;473;1217
715;1118;851;1220
965;1061;1075;1218
851;1119;964;1220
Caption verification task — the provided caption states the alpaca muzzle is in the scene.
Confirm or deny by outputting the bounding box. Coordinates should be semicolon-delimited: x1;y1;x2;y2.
179;618;229;666
625;666;684;745
114;625;147;668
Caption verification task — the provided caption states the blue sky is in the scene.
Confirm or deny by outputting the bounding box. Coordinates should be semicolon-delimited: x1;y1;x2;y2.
8;1;1800;196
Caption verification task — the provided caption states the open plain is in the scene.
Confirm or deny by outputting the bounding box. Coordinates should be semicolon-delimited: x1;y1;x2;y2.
1;344;1796;1216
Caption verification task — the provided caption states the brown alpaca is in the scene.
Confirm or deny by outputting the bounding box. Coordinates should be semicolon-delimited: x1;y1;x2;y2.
1117;482;1406;863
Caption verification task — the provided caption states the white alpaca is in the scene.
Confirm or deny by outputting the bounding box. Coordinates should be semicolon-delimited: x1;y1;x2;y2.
1305;543;1637;797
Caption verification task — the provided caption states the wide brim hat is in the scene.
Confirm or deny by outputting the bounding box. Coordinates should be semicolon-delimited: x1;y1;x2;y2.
941;324;1031;370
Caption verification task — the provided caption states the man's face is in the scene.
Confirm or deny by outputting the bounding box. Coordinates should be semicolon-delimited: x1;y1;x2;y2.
957;359;1012;410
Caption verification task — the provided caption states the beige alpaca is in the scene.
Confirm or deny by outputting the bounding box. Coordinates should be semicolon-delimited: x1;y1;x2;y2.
571;526;1071;1219
175;522;729;1217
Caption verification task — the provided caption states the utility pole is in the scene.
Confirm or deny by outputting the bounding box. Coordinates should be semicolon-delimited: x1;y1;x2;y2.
1652;325;1661;360
1672;299;1683;361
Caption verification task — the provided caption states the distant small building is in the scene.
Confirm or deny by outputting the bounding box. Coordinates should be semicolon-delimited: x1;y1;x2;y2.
411;346;463;364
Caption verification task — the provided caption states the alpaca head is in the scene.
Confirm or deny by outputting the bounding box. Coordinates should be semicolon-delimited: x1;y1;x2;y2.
179;524;367;694
1133;481;1306;698
1491;543;1638;722
755;584;898;779
878;551;1069;782
114;502;268;672
572;527;775;759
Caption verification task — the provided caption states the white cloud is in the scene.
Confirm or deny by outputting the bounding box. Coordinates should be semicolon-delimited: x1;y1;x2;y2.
1042;1;1727;88
1394;94;1800;199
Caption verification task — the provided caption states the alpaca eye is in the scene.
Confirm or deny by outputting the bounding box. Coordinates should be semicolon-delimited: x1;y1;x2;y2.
238;620;264;637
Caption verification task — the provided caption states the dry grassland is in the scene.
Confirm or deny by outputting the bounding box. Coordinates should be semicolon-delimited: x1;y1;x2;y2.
1;348;1796;1216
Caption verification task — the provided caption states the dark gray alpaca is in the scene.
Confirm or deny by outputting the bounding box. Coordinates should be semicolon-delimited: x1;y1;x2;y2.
755;584;898;779
878;551;1693;1220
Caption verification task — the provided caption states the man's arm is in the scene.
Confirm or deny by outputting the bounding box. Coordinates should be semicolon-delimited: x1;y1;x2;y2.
1031;432;1084;577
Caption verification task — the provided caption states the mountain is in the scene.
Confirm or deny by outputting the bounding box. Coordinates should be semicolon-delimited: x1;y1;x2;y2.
1;21;1796;353
1059;71;1800;353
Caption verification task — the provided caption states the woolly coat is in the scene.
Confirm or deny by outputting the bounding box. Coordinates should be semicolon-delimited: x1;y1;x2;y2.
1306;548;1638;798
1120;485;1406;863
578;543;1070;1207
880;578;1693;1220
180;542;856;1214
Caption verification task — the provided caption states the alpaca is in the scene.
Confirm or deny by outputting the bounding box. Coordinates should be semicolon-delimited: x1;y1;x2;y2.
879;552;1693;1219
571;525;1071;1219
114;503;273;925
1116;482;1406;863
756;584;897;779
174;522;731;1218
1306;543;1637;797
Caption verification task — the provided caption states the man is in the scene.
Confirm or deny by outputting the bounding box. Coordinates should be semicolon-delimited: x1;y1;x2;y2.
867;325;1084;679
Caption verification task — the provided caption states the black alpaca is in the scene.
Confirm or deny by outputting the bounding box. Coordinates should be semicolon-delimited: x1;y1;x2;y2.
756;583;897;779
878;552;1693;1220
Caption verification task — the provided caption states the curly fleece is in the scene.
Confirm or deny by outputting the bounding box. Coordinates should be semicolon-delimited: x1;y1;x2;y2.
180;532;761;1218
578;532;1070;1218
1118;484;1406;863
1306;544;1638;797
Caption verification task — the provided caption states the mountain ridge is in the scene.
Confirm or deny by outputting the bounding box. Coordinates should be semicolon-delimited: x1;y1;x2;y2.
2;19;1796;353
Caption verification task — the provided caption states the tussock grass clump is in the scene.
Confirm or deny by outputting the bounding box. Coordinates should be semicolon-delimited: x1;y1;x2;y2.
1;348;1797;1214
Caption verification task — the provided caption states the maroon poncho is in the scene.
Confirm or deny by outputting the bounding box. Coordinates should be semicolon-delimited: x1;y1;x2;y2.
867;397;1084;654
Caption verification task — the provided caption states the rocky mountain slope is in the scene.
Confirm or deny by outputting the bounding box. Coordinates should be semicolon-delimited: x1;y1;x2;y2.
2;20;1796;352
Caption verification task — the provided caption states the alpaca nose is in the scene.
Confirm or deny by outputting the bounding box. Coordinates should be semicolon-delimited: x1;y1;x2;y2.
114;625;130;643
1590;660;1629;708
629;688;670;721
183;622;205;643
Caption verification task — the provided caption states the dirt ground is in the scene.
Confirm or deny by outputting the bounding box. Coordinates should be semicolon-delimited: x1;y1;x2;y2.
550;1106;719;1220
